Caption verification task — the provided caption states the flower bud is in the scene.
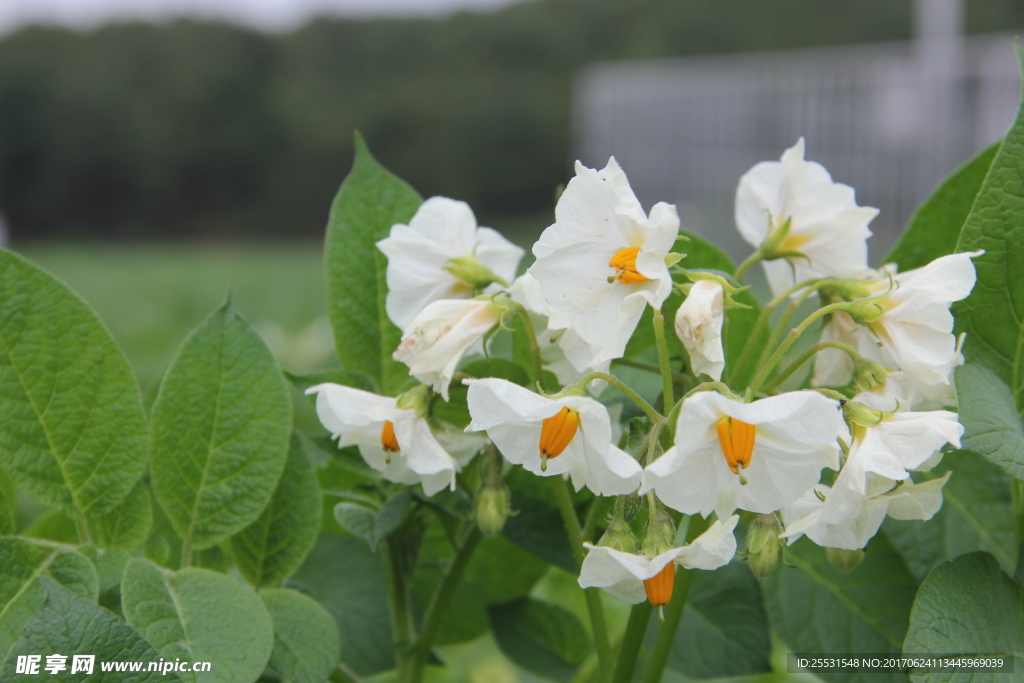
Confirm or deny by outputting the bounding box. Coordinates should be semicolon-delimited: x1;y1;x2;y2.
845;300;885;325
745;513;784;579
843;400;886;428
826;547;864;573
395;384;430;416
597;508;638;554
621;493;643;522
758;216;794;260
642;500;676;558
853;358;889;394
443;254;505;290
827;279;873;302
475;477;510;537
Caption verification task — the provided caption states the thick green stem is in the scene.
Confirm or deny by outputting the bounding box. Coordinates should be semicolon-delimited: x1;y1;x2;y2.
652;308;674;410
611;603;653;683
733;250;762;281
406;526;482;683
382;538;416;682
641;515;710;683
762;341;862;394
552;478;613;681
747;302;853;396
573;372;663;423
517;308;547;392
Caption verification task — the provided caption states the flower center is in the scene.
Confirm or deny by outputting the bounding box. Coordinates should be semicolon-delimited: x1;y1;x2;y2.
381;420;400;455
643;563;675;606
609;247;648;284
716;417;756;481
538;407;580;471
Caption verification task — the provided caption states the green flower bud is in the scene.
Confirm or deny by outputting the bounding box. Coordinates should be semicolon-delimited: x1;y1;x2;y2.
746;513;784;579
826;547;864;573
759;216;793;260
621;493;643;522
846;300;885;325
843;400;886;428
396;384;430;416
642;500;676;557
598;509;638;554
853;358;890;393
443;255;505;290
827;279;874;302
475;477;510;537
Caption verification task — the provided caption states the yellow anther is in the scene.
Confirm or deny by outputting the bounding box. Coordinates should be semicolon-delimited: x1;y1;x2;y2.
609;247;648;284
381;420;400;454
716;417;756;476
539;407;580;462
643;563;675;607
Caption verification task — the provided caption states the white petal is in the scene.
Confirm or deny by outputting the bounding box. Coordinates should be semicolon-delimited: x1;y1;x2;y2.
675;280;725;381
578;544;648;604
671;515;739;570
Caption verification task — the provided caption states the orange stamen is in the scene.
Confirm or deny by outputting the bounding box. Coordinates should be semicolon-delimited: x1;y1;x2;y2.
716;417;756;475
539;407;580;464
609;247;648;284
381;420;400;453
643;563;675;606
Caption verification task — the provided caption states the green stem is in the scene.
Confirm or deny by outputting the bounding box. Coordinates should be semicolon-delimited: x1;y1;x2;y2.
517;307;547;392
573;372;663;423
552;478;613;681
180;536;192;570
733;250;762;281
642;515;710;683
407;526;482;683
75;517;91;546
582;496;609;544
610;603;653;683
1013;480;1024;544
747;302;852;396
761;341;862;394
652;308;674;409
382;538;416;682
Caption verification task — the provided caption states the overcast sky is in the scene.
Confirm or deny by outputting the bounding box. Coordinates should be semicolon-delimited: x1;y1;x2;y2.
0;0;525;35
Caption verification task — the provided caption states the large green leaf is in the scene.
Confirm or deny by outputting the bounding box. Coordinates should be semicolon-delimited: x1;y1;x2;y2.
903;552;1023;682
94;479;153;552
324;132;422;395
287;534;393;675
1;578;178;682
488;598;590;682
764;534;917;683
232;435;321;589
150;302;291;552
261;588;341;683
952;46;1024;414
0;249;148;516
662;562;772;679
413;523;549;645
886;144;999;272
121;558;274;683
0;537;98;661
501;489;575;572
885;450;1017;577
955;364;1024;483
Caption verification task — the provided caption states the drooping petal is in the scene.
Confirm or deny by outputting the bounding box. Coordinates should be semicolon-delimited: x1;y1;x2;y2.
675;280;725;381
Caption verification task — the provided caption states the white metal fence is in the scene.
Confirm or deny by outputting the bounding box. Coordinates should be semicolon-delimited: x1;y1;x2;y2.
574;33;1020;262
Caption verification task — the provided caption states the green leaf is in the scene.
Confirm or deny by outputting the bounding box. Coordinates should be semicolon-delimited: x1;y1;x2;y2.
325;132;422;395
232;435;322;589
0;537;98;661
501;489;575;572
85;547;130;594
413;523;549;645
663;562;772;678
1;578;179;683
284;368;374;397
0;249;148;516
955;364;1024;483
0;469;15;536
488;598;590;681
150;301;291;551
903;552;1024;682
121;558;274;683
885;450;1017;577
287;534;393;675
763;534;917;683
261;588;341;683
333;489;412;551
886;143;999;272
952;46;1024;413
94;480;153;551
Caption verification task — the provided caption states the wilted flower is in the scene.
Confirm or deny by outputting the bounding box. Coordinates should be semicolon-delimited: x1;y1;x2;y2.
394;298;501;400
378;196;523;330
578;515;738;604
641;390;841;519
306;383;459;495
528;157;679;366
464;377;642;495
735;138;877;296
675;279;726;380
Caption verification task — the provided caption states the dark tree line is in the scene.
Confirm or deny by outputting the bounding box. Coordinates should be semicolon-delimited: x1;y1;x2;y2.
0;0;1020;240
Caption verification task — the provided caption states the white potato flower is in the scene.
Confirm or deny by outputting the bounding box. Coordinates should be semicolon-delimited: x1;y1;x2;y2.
377;196;524;330
393;298;500;401
813;252;979;392
528;157;679;366
306;383;461;495
578;515;739;604
675;279;725;381
735;138;877;297
781;474;950;550
641;390;841;519
464;377;642;496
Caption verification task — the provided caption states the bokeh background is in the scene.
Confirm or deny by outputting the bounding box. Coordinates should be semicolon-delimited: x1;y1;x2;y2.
3;2;1023;680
